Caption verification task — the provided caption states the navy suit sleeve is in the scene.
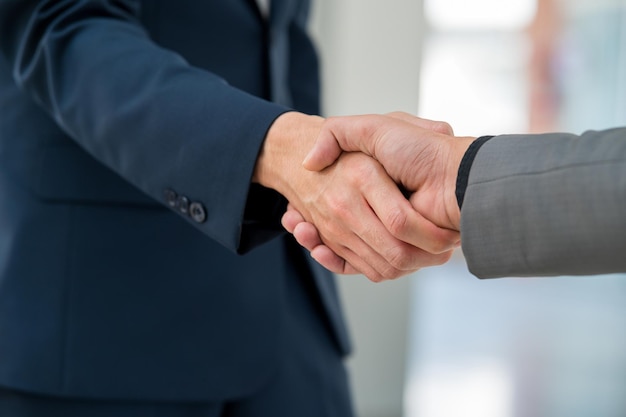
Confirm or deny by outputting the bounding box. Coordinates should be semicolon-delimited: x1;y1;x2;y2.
0;0;289;253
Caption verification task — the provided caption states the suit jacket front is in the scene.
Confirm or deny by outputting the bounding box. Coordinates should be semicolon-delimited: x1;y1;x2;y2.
461;128;626;278
0;0;349;402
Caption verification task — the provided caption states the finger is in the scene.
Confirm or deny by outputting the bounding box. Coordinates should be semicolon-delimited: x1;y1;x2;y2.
362;166;461;255
284;207;362;275
311;186;414;281
340;182;452;276
310;245;361;275
284;207;361;275
284;181;408;279
324;239;415;282
357;199;457;273
292;222;324;252
302;113;454;174
302;151;454;281
281;203;306;233
386;111;454;136
294;218;405;278
302;188;452;281
321;226;406;281
330;229;454;283
315;153;456;277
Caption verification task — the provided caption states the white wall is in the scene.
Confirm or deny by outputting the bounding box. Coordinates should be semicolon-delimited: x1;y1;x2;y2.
309;2;425;417
311;0;424;116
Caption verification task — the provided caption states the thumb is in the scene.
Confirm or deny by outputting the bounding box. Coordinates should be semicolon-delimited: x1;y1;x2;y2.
303;115;384;171
302;126;343;171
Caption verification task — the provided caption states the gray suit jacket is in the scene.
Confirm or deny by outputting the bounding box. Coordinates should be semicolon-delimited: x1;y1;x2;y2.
461;128;626;278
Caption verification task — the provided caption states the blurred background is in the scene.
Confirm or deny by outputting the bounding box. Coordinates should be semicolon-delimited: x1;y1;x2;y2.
310;1;626;416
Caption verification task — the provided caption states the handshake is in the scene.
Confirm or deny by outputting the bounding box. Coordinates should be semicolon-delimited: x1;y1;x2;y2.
261;109;625;280
256;111;477;282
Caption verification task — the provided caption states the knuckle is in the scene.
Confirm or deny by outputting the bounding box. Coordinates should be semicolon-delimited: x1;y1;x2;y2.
423;250;454;267
327;195;352;221
362;265;385;284
357;115;384;140
325;115;341;125
347;161;379;188
366;271;385;283
385;244;415;271
433;121;454;135
323;219;345;239
436;250;454;265
381;263;404;280
433;230;460;254
354;157;377;175
428;239;450;255
385;208;410;238
366;261;404;283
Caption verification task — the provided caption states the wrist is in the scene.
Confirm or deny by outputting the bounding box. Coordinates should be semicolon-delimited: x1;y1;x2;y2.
253;111;325;200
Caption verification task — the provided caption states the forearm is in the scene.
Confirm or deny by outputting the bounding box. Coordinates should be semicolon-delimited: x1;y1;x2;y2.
460;129;626;277
0;0;289;252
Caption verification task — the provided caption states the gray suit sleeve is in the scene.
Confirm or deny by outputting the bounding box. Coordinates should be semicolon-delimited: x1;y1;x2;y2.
460;128;626;278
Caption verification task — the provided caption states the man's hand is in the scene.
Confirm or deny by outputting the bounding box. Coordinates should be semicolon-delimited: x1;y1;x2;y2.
303;112;474;230
281;112;475;276
254;112;459;282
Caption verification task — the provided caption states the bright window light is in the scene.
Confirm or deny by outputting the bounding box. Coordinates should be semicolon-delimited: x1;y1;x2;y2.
425;0;537;31
405;361;513;417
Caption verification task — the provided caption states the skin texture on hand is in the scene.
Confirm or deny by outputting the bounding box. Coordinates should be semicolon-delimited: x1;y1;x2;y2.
282;112;475;278
254;111;459;281
303;112;473;230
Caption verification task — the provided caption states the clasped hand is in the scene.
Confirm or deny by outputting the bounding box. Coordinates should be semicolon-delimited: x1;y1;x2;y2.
278;112;475;282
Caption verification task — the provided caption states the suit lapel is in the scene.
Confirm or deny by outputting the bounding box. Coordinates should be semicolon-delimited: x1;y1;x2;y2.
245;0;265;21
270;0;291;27
245;0;297;29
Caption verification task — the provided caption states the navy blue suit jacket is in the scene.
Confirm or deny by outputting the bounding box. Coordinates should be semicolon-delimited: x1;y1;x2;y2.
0;0;349;401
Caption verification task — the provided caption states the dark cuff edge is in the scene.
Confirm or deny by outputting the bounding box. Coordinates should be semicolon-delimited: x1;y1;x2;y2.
455;135;495;209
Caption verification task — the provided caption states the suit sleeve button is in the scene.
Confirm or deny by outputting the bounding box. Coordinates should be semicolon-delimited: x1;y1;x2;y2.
164;189;178;208
177;196;190;215
190;202;207;223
